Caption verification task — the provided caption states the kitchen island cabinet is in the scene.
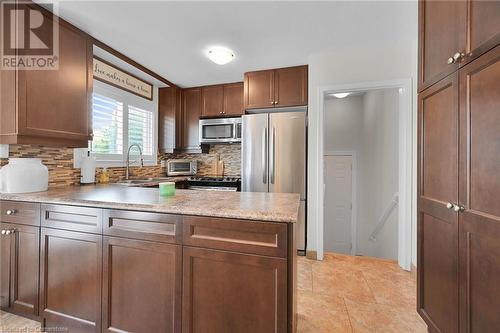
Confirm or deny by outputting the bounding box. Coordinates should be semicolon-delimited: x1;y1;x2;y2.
102;237;182;333
39;228;102;332
0;201;41;320
0;186;299;333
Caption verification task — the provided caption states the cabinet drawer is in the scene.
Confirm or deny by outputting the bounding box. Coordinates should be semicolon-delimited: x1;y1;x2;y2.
103;210;181;244
183;216;288;258
0;201;40;226
41;204;102;234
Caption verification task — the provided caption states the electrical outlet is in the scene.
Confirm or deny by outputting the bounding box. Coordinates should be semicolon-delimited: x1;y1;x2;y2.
0;144;9;158
73;148;88;168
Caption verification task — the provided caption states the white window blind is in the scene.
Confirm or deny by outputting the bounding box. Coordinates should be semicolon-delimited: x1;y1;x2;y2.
128;105;154;155
91;80;157;166
91;93;124;155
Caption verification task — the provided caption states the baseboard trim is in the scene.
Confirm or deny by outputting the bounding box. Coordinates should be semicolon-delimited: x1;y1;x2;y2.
306;250;317;260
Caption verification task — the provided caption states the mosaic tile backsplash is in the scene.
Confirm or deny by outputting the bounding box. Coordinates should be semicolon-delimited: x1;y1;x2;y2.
0;144;241;189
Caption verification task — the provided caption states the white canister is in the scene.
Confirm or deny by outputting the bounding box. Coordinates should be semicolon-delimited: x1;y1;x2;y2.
0;158;49;193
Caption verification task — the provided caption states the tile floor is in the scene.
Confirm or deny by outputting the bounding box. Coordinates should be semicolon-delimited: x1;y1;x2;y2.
0;252;427;333
297;253;427;333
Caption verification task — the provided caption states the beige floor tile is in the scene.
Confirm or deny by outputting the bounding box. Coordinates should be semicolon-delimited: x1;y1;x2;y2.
362;268;417;307
312;261;376;303
298;290;353;333
0;310;41;332
344;299;427;333
298;257;313;292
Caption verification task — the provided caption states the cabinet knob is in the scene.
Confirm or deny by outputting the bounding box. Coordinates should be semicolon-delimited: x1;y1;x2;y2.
453;52;464;63
446;202;454;209
453;204;465;212
270;101;274;105
1;229;16;235
6;209;16;215
448;52;465;64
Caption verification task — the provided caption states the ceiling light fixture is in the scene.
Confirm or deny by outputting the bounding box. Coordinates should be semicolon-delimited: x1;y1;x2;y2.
206;46;235;65
331;92;351;99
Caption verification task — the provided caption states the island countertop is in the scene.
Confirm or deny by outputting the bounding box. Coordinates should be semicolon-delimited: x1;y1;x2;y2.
0;185;301;223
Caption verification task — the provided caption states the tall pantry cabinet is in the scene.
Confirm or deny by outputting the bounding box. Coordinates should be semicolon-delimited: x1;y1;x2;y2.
417;1;500;333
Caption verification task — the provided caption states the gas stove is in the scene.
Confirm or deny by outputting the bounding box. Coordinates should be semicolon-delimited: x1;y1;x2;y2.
187;176;241;191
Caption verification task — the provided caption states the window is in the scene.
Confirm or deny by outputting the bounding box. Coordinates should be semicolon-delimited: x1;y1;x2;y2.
91;80;157;166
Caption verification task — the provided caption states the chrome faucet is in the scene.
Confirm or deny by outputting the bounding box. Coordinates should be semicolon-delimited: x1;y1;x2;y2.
125;144;144;180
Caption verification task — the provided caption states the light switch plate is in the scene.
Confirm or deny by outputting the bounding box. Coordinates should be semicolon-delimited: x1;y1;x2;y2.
0;144;9;158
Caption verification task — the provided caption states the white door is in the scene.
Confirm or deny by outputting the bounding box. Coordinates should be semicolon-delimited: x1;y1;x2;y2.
324;155;353;254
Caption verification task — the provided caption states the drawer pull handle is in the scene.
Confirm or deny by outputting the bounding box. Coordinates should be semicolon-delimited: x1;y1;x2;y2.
6;209;17;215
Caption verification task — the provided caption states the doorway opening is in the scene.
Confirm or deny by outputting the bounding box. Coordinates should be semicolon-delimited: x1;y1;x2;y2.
318;80;414;270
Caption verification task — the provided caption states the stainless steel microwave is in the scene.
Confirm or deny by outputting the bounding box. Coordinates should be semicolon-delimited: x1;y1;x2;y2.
166;159;197;176
199;117;242;144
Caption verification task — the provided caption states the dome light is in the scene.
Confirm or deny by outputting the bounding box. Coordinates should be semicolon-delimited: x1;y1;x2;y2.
206;46;235;65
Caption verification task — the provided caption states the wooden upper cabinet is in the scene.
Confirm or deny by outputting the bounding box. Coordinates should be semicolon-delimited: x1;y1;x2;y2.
201;85;224;117
181;88;202;149
418;0;500;91
244;66;308;110
159;86;181;153
467;0;500;61
0;5;92;147
223;82;244;116
201;83;244;117
244;69;275;109
274;66;308;107
419;0;467;91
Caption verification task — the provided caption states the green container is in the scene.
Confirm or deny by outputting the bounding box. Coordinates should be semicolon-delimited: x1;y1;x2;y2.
159;182;175;197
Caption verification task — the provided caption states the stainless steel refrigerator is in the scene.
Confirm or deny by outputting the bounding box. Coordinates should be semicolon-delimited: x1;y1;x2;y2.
241;107;307;252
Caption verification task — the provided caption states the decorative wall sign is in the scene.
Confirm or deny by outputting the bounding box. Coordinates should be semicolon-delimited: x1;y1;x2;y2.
93;57;153;100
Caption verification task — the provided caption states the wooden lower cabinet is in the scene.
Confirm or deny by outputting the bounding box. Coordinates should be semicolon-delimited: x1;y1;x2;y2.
102;236;182;333
40;228;102;332
0;223;40;319
182;246;288;333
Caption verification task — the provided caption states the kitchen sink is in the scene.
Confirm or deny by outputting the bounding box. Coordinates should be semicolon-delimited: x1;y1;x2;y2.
113;179;154;186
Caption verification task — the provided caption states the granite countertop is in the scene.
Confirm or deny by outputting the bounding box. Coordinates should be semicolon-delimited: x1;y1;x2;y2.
0;185;300;223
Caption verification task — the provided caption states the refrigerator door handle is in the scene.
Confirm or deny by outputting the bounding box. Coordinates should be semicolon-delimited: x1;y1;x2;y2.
262;128;268;184
270;127;276;184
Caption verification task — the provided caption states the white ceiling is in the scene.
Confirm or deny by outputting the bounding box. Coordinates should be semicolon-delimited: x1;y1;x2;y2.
46;1;417;88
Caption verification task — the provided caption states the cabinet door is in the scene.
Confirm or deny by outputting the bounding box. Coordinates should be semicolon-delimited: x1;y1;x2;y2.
418;0;467;91
223;82;244;116
274;66;308;107
202;85;224;117
417;73;459;333
159;86;181;153
0;223;40;319
244;70;275;110
182;88;202;149
102;237;182;333
182;247;287;333
40;228;102;332
458;45;500;333
17;16;92;147
466;0;500;63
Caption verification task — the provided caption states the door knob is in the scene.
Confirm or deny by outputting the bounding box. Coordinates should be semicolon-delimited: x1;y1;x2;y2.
446;202;454;209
